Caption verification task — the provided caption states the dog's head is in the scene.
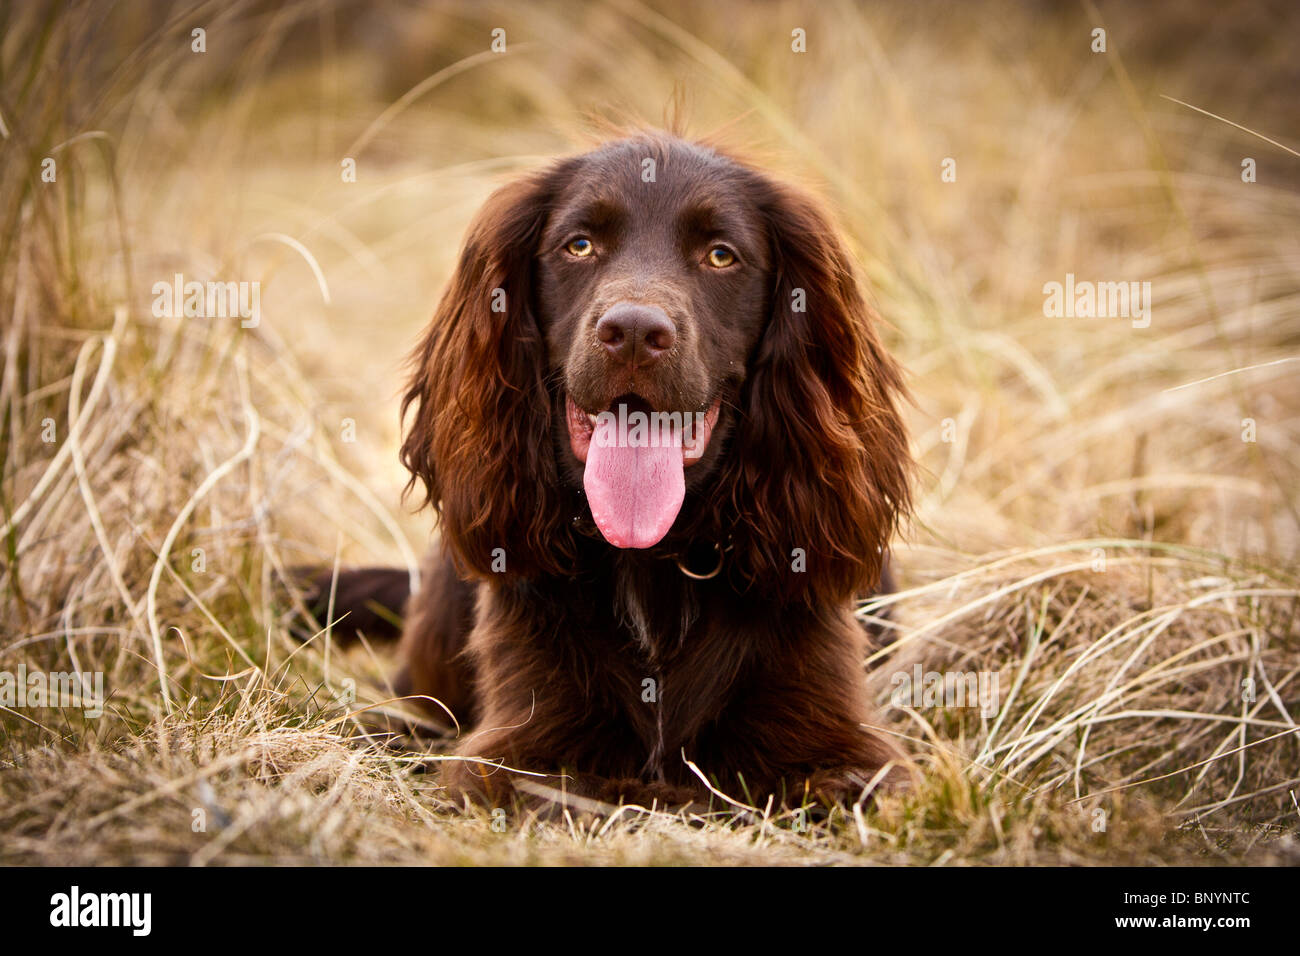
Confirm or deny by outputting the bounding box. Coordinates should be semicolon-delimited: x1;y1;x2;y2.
402;132;910;603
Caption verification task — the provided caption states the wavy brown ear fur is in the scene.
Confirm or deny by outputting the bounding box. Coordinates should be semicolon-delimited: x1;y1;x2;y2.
708;173;912;605
400;163;578;578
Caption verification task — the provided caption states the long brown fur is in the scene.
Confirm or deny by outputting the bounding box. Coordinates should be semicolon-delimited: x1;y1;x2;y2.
320;131;913;809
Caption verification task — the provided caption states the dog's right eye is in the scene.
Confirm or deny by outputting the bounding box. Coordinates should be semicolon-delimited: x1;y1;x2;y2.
565;237;595;257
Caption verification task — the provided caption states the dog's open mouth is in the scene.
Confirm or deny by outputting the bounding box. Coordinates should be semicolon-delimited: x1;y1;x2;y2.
566;393;721;549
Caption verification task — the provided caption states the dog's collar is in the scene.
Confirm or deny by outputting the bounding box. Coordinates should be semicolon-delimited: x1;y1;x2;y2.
673;539;728;580
570;515;731;580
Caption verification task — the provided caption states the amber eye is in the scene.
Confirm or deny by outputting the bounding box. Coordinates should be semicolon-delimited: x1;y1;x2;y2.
706;246;736;268
566;237;594;257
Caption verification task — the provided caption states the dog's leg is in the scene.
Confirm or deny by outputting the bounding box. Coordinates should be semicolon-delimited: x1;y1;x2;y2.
299;566;411;643
685;609;908;808
296;545;479;731
395;544;479;727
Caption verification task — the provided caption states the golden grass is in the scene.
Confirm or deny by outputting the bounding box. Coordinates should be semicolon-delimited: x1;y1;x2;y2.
1;0;1297;865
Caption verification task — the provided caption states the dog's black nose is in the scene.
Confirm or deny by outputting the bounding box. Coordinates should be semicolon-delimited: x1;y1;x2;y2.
595;303;676;367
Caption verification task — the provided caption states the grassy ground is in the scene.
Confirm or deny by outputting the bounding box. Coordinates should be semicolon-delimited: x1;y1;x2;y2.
1;0;1297;865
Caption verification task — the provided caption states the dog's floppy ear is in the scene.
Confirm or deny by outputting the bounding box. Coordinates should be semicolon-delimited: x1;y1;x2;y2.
714;176;912;604
401;164;577;579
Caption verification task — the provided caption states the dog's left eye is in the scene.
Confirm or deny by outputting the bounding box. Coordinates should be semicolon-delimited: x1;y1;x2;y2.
565;237;595;257
706;246;736;268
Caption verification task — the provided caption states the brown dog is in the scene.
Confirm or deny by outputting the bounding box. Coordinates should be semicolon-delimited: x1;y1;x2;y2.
312;131;912;809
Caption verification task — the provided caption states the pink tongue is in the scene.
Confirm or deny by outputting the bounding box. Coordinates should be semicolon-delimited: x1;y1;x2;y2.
583;414;685;549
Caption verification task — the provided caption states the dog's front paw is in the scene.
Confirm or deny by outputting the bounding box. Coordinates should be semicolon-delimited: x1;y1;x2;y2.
591;778;706;811
802;764;910;808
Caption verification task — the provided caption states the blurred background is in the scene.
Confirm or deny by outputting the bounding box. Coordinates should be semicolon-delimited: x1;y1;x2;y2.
1;0;1297;864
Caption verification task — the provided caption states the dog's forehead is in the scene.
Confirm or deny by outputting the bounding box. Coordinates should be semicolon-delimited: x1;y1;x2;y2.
553;139;758;233
582;137;736;179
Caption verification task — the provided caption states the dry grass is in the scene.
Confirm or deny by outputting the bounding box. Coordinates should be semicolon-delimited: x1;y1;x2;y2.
1;0;1297;865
